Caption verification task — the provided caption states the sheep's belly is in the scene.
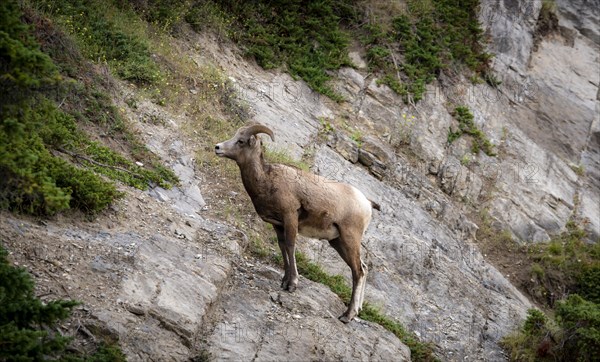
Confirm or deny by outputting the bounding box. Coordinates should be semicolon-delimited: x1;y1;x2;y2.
299;225;339;240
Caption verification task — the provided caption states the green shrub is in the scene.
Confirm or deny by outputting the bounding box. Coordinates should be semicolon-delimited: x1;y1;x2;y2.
50;157;121;213
0;99;120;215
447;106;496;156
555;295;600;360
367;45;391;69
190;0;354;101
360;0;492;102
0;245;126;360
0;246;79;360
523;308;547;335
184;1;234;36
1;1;176;215
129;0;190;30
503;222;600;361
578;266;600;304
0;0;59;94
378;74;408;98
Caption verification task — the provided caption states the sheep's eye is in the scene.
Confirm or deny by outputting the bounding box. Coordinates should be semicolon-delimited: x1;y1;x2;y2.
236;139;244;145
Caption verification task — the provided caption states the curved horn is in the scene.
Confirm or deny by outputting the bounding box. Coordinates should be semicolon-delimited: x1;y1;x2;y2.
245;124;274;141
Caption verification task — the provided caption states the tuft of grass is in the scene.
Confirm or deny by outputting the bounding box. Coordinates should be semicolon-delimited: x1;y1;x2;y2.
350;129;364;147
319;117;335;134
248;231;274;259
264;148;310;172
359;303;438;362
447;106;496;157
460;153;472;166
570;164;585;176
531;263;545;278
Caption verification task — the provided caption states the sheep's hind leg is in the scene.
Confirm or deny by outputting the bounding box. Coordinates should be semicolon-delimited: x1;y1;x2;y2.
358;258;368;311
329;234;365;323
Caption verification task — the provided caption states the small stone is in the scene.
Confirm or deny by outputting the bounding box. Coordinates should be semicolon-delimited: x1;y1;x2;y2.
126;304;146;316
135;161;144;167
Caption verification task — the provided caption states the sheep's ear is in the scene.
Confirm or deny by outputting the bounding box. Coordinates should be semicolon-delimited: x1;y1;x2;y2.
249;135;257;147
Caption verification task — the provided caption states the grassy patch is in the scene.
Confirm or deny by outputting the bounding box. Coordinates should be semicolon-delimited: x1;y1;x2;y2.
184;1;234;39
570;164;585;176
37;0;163;84
447;106;496;156
129;0;191;32
247;231;275;259
294;252;438;361
526;221;600;306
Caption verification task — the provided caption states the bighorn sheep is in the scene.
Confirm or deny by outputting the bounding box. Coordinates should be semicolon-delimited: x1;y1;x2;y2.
215;123;376;323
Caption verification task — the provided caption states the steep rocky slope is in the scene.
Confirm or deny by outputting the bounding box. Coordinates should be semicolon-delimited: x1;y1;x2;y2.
2;1;598;361
480;0;599;242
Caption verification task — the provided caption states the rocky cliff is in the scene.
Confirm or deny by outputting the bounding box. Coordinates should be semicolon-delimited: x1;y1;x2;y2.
2;0;598;361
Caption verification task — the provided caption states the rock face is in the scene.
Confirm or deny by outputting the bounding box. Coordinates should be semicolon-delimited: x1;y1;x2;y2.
478;0;600;240
556;0;600;45
2;2;598;361
310;147;531;360
206;264;411;361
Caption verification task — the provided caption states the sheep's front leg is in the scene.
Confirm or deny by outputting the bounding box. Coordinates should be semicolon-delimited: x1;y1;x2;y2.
281;215;299;292
274;225;290;289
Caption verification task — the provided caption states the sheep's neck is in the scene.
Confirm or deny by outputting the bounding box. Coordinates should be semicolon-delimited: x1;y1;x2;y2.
237;155;269;199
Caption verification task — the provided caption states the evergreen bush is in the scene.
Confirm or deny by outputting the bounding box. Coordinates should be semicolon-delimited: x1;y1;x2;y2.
0;245;127;360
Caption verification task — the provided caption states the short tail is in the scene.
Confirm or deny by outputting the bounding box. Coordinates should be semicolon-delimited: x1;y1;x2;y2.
369;199;381;211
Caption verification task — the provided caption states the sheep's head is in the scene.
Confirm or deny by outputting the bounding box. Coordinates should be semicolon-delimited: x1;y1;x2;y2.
215;123;274;163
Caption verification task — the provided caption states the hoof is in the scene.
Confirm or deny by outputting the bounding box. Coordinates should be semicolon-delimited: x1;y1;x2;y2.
281;275;289;289
281;278;297;292
339;308;357;323
338;314;352;324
